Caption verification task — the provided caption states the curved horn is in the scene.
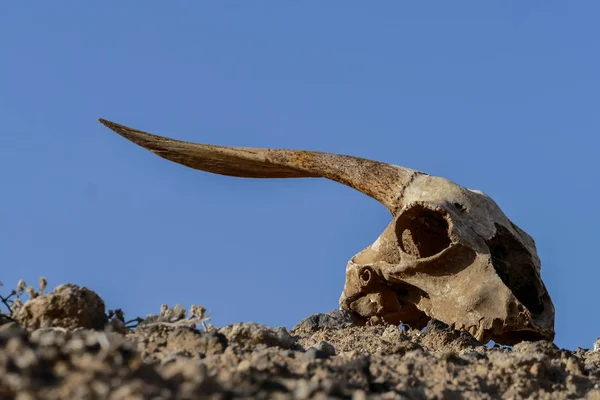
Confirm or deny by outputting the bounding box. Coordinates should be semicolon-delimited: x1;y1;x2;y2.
98;118;419;214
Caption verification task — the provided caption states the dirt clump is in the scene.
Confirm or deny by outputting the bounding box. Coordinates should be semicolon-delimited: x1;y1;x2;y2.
219;322;297;351
14;283;107;330
132;325;227;363
1;288;600;399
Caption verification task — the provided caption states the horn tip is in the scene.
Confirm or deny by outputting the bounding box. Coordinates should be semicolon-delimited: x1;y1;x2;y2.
98;118;117;129
97;118;134;138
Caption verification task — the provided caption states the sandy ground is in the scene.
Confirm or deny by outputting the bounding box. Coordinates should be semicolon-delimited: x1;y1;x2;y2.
1;283;599;399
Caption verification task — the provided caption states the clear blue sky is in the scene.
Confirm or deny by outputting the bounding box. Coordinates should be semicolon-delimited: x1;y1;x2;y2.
1;2;598;350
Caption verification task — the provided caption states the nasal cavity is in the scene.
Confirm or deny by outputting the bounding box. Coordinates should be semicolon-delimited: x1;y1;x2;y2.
396;205;451;258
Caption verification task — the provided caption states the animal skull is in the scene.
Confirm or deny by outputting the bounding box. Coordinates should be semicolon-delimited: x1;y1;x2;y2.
339;175;555;344
98;118;555;345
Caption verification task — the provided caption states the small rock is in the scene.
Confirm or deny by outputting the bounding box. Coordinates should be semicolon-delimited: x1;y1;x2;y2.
165;327;227;357
512;340;560;357
316;341;336;356
460;350;487;361
219;322;296;350
303;347;330;360
292;309;357;335
15;284;107;330
418;319;481;351
594;337;600;351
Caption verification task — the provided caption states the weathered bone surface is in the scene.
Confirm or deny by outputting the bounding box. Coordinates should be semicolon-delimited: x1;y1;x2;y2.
98;118;555;345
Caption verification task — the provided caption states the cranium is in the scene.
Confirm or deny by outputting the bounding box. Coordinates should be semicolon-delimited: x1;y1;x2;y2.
98;118;555;345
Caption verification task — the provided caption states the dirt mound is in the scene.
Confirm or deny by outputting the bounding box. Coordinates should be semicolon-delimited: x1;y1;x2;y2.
1;284;599;399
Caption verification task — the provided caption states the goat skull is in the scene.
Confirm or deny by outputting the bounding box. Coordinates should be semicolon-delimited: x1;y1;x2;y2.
98;118;555;345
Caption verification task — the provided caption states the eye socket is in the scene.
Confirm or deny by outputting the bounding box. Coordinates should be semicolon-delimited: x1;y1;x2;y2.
485;223;545;315
396;205;452;258
359;268;372;283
